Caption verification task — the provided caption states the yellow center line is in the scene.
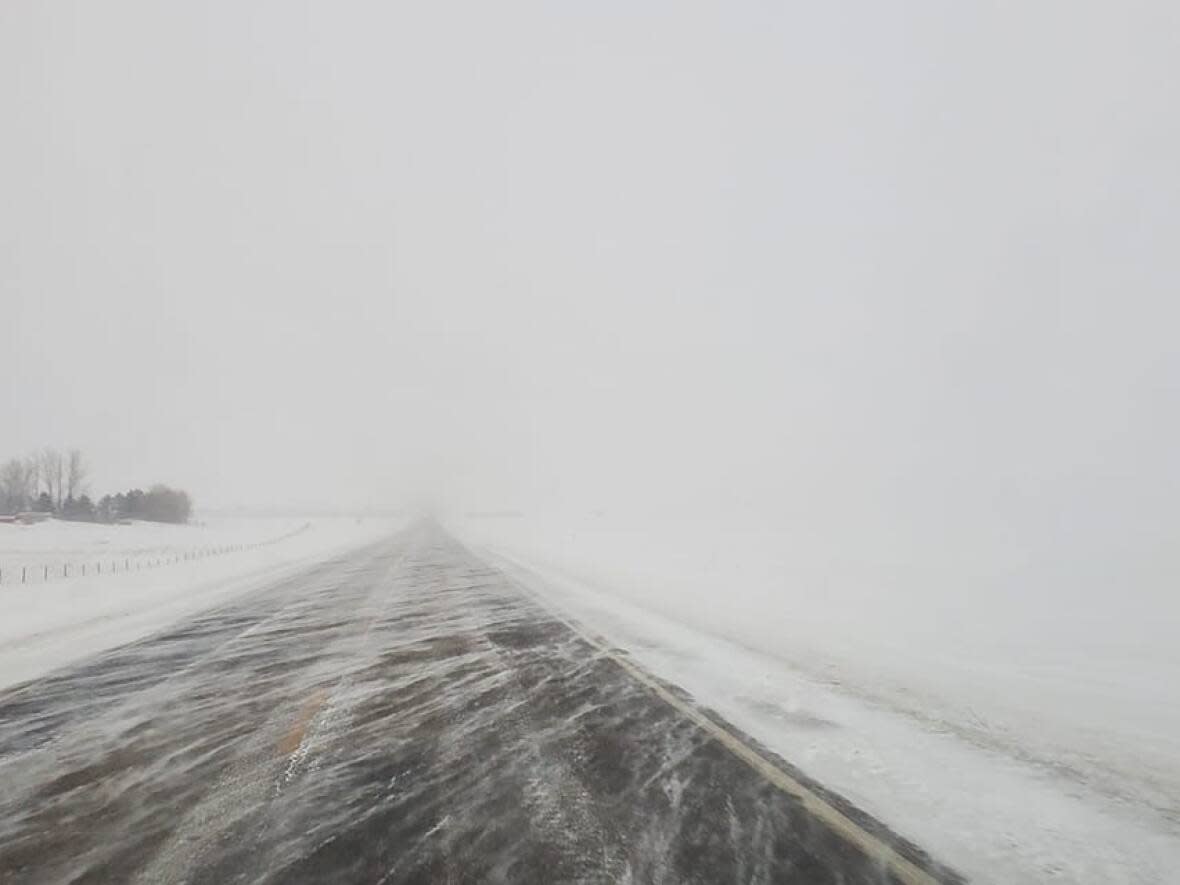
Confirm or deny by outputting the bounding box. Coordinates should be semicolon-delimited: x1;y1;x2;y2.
278;688;329;757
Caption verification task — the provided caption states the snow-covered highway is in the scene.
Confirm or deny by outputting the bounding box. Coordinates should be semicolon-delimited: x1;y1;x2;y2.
0;524;961;884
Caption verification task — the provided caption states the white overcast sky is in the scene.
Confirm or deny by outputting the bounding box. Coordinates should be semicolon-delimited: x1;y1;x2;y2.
2;0;1178;547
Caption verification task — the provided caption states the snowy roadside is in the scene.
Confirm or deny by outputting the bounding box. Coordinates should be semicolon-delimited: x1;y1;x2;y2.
0;516;313;584
475;545;1180;885
0;517;400;692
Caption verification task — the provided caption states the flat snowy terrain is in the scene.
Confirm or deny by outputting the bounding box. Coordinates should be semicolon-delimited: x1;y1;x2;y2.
0;516;311;577
460;520;1180;885
0;516;399;691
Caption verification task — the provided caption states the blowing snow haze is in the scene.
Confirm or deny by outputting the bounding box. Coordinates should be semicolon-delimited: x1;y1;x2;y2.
3;1;1178;522
2;3;1180;883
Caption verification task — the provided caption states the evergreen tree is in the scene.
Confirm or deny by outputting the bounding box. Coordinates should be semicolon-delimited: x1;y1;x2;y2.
75;495;96;521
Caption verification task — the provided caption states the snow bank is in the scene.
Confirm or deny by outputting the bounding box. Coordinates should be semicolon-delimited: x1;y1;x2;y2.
0;516;399;691
456;516;1180;884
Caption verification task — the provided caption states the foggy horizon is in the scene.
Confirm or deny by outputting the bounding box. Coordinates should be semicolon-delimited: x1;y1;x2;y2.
4;1;1174;525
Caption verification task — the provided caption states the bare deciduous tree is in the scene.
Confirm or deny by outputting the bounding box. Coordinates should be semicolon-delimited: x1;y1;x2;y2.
38;447;65;511
0;456;38;514
66;448;89;502
1;459;25;514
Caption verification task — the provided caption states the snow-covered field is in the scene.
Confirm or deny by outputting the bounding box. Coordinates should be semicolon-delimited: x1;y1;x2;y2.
458;517;1180;885
0;516;399;691
0;516;312;583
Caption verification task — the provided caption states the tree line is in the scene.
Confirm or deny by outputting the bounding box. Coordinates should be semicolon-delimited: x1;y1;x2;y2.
0;448;192;524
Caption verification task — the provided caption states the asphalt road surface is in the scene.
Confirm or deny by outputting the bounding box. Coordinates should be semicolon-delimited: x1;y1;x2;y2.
0;524;963;884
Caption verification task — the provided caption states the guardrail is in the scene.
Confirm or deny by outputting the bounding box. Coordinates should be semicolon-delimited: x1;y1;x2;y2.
0;522;310;586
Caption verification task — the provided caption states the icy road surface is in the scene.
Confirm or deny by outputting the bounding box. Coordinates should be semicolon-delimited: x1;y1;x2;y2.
0;524;959;884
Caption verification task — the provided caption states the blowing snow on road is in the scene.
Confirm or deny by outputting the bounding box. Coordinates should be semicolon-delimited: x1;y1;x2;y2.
0;525;961;884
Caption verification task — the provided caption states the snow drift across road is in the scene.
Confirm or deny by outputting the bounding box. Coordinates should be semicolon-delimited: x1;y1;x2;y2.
0;517;399;691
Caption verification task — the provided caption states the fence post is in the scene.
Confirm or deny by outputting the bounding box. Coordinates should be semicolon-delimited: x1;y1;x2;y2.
44;565;48;581
23;566;27;584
